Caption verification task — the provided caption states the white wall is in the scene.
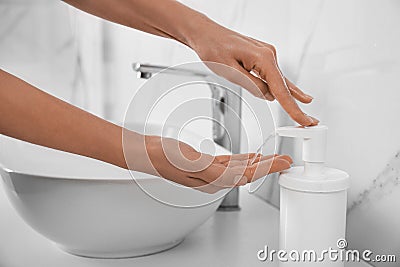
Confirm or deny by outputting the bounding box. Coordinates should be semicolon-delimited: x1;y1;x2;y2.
0;1;104;116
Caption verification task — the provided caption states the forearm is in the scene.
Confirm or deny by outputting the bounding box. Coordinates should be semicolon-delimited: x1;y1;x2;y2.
62;0;217;48
0;69;134;169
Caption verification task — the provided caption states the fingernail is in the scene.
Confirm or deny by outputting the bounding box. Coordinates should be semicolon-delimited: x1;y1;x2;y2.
306;116;314;125
309;116;320;125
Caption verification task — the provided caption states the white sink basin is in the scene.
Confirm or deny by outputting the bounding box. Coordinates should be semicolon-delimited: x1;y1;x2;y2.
0;123;229;258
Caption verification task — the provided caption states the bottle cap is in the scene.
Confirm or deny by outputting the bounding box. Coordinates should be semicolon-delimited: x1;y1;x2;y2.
276;125;349;191
276;125;328;163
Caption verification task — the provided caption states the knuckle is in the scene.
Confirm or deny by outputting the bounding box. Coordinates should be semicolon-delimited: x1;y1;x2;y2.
255;47;275;60
257;45;277;59
267;44;277;55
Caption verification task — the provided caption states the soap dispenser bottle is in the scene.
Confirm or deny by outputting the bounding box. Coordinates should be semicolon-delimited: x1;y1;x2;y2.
276;126;350;266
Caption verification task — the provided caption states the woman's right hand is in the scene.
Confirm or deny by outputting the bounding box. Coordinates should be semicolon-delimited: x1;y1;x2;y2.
188;23;319;126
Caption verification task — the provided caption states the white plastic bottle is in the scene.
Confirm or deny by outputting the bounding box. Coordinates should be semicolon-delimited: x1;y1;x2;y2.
276;126;350;267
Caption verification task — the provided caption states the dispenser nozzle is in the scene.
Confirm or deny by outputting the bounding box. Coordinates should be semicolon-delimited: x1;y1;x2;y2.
275;125;328;164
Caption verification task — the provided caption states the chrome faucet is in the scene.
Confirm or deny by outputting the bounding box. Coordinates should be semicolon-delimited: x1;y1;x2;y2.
132;63;242;211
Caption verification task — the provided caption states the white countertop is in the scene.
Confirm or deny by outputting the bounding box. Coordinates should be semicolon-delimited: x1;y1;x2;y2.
0;184;369;267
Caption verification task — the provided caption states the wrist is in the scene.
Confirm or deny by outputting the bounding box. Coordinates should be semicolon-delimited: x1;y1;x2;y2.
182;13;224;51
110;128;145;170
180;12;213;48
166;1;224;50
117;130;160;175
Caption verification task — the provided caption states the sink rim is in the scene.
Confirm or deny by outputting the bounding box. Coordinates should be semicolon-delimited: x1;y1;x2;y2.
0;164;162;182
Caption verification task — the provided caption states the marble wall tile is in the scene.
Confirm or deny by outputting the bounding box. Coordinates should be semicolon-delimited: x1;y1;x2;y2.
290;1;400;265
0;2;104;116
0;2;77;101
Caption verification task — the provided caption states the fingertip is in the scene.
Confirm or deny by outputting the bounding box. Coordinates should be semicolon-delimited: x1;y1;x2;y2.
264;92;275;101
277;158;291;170
233;175;242;185
310;116;320;126
268;158;291;174
275;154;293;164
294;93;313;104
233;175;248;186
302;95;314;104
302;115;314;126
301;116;319;126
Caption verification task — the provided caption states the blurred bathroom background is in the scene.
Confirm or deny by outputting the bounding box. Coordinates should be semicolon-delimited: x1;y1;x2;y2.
0;0;399;266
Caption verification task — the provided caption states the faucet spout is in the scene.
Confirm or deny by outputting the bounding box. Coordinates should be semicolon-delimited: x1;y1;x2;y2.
133;63;209;79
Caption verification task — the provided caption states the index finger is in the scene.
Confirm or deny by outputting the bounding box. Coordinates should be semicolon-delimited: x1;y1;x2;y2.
257;57;314;126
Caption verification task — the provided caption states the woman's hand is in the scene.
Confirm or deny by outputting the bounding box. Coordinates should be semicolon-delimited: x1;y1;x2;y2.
124;134;292;194
62;0;318;126
188;24;319;127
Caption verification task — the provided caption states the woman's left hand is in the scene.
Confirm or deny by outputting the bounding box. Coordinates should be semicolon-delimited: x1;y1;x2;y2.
123;133;293;194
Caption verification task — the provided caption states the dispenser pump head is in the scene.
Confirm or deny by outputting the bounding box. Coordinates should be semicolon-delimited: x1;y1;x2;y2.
275;125;328;164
